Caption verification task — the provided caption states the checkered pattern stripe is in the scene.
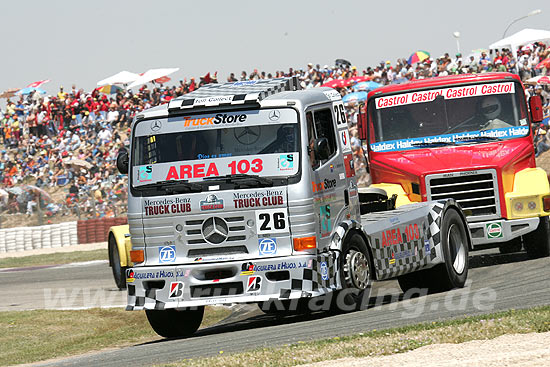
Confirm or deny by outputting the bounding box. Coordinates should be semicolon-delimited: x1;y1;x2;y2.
126;284;166;311
372;201;446;280
279;251;338;299
168;77;301;110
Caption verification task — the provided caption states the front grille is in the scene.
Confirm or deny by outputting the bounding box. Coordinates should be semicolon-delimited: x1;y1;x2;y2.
184;215;246;245
190;282;243;298
426;169;500;222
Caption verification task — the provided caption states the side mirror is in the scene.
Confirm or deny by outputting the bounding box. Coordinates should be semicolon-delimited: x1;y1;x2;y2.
314;137;331;161
529;96;543;123
358;104;368;141
116;148;129;174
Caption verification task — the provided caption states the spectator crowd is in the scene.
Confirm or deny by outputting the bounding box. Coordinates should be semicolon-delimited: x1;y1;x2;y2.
1;42;550;220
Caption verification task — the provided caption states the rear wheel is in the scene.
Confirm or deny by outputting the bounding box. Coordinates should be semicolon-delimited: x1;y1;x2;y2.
335;233;374;311
109;234;126;290
145;307;204;338
524;216;550;258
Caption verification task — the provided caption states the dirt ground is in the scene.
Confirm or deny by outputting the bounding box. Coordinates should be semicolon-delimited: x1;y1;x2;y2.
304;331;550;367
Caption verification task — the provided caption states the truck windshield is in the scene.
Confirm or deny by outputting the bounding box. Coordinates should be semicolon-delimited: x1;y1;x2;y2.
131;109;300;187
370;81;530;152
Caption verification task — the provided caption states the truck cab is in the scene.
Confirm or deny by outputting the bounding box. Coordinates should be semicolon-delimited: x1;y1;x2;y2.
358;73;550;257
118;78;470;338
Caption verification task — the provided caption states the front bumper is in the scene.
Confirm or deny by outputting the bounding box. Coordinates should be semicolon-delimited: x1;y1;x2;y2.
468;217;540;246
126;252;338;310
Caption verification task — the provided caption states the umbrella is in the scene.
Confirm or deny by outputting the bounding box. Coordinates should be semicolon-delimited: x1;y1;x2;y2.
335;59;352;68
5;187;24;196
97;71;139;86
536;58;550;69
21;185;53;203
98;85;123;94
345;76;371;84
537;76;550;85
0;88;20;99
27;79;50;88
353;81;382;92
128;68;180;88
342;91;368;105
408;50;430;64
321;79;346;88
17;87;46;95
63;158;93;169
155;76;171;84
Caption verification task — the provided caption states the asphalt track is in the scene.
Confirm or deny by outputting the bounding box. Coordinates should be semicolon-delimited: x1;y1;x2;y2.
1;248;542;366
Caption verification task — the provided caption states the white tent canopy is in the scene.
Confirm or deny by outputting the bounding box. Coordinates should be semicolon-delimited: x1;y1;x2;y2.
127;68;180;88
489;28;550;51
96;71;139;86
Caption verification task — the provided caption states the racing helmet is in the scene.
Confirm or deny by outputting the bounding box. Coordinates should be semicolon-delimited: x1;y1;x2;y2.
481;96;501;120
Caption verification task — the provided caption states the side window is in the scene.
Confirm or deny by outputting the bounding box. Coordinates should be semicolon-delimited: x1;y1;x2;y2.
313;108;337;159
306;111;319;169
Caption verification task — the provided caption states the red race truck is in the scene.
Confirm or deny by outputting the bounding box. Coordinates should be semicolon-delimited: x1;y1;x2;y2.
358;72;550;258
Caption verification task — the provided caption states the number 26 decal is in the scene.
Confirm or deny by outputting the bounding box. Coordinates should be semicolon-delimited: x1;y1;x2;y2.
255;208;289;234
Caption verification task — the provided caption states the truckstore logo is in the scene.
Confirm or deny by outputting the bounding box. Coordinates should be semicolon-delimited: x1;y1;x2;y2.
200;194;224;211
202;217;229;244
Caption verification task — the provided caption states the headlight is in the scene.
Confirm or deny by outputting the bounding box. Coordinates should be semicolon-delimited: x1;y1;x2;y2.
514;202;523;211
528;201;537;210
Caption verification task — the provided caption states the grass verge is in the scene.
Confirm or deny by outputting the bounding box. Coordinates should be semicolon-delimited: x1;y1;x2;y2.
163;305;550;367
0;249;107;269
0;306;231;366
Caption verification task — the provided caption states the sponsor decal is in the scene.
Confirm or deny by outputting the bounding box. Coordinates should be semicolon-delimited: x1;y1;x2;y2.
313;193;337;204
137;166;153;182
233;189;285;208
340;130;352;153
389;216;400;225
192;96;236;106
425;239;431;253
312;178;337;193
233;80;258;86
323;90;342;101
278;154;294;170
486;222;503;239
159;245;176;263
144;197;191;216
348;181;358;197
169;282;184;298
320;205;331;238
375;82;515;109
126;269;135;283
241;262;255;275
389;252;396;265
200;194;224;211
130;270;175;280
370;126;529;153
165;158;263;180
258;238;277;256
381;224;420;247
246;276;262;292
320;261;329;281
394;249;413;260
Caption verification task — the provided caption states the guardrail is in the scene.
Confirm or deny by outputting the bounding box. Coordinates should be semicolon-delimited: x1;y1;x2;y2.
0;217;127;253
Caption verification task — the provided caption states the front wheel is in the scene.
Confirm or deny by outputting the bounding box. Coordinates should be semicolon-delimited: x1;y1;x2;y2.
523;216;550;258
335;233;374;311
145;307;204;338
430;208;469;292
108;234;126;290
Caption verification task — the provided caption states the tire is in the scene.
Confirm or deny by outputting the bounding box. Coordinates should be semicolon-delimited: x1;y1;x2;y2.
429;208;469;292
109;234;126;290
335;233;374;311
523;216;550;258
145;307;204;338
498;237;523;254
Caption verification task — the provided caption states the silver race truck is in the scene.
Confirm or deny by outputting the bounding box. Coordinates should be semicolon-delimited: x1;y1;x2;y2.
116;78;471;337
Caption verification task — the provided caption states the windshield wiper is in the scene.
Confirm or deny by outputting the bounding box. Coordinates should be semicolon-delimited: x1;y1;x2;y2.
409;141;456;147
138;180;202;193
454;135;502;143
205;174;273;188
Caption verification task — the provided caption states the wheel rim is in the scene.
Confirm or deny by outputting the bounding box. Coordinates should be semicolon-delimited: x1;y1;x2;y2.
344;250;370;290
448;223;466;274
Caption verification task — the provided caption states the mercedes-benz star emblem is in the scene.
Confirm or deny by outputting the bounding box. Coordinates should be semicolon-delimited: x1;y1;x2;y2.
150;120;162;131
269;110;280;121
201;217;229;244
